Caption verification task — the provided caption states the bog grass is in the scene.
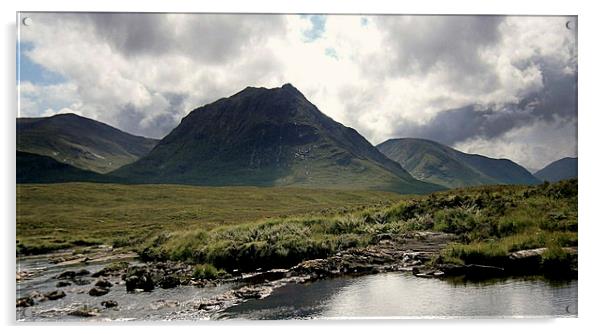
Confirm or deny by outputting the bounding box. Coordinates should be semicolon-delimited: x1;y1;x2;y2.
16;182;400;255
17;180;577;275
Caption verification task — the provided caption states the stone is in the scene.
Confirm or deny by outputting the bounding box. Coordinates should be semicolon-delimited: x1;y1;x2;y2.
56;281;72;287
233;286;271;300
55;270;76;280
72;278;92;286
45;290;66;300
95;279;113;288
75;269;91;276
68;307;99;317
125;267;155;292
101;300;118;308
88;287;110;297
16;297;34;307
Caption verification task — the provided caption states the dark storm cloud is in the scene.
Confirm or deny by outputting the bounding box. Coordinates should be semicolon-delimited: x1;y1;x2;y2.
374;15;505;93
116;103;179;140
75;13;286;63
388;57;577;145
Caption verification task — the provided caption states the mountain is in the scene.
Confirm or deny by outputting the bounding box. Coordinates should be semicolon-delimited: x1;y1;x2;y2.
376;138;541;188
534;157;578;182
112;84;442;194
17;150;115;183
17;113;159;173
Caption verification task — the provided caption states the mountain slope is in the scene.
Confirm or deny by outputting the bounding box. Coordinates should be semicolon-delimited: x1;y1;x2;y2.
377;138;541;188
534;157;578;182
17;113;158;173
113;84;442;193
16;150;116;183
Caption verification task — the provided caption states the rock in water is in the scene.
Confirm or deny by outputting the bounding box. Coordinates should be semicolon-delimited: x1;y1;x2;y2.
45;290;66;300
88;287;110;296
95;279;113;288
68;307;99;317
16;297;34;307
72;278;92;286
125;267;155;292
55;271;76;279
101;300;118;308
75;269;91;276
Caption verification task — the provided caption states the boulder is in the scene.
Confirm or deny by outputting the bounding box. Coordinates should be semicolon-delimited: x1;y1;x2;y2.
241;269;289;284
88;287;110;297
198;299;223;311
125;267;155;292
233;286;271;300
16;297;34;308
68;307;99;317
55;271;76;280
101;300;118;308
507;248;547;273
45;290;66;300
75;269;91;276
56;281;72;287
95;279;113;288
72;278;92;286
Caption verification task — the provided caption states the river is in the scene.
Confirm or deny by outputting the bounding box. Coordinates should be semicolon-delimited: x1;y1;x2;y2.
219;273;577;319
17;256;577;321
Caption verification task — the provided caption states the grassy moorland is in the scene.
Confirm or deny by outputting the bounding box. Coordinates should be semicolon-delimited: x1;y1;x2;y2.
16;183;401;255
17;180;577;276
139;179;577;272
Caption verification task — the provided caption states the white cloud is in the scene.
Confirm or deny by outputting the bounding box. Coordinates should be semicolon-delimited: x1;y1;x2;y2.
454;117;577;171
18;13;577;167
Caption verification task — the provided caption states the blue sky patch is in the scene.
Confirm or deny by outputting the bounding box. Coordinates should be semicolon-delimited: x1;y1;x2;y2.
17;41;66;85
300;15;326;42
325;47;338;60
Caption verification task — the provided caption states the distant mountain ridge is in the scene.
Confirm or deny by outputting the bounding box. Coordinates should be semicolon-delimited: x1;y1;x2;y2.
377;138;541;188
17;113;158;173
534;157;577;182
112;84;443;194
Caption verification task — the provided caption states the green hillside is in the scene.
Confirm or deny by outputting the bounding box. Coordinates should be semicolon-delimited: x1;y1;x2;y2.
17;113;158;173
534;157;578;182
377;138;541;188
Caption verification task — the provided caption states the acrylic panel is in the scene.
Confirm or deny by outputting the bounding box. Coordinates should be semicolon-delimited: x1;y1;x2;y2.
16;12;578;321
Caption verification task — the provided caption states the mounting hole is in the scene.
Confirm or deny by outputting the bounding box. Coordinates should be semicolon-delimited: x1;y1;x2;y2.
22;17;32;26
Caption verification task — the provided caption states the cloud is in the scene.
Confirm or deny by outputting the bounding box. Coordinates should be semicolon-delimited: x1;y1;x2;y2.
455;118;577;171
374;15;504;90
18;13;577;168
387;56;577;146
19;13;287;138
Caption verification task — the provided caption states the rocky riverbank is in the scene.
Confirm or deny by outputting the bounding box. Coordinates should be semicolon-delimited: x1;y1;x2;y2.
16;231;577;320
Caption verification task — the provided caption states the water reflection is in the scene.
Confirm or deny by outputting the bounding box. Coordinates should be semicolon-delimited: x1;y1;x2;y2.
222;273;577;319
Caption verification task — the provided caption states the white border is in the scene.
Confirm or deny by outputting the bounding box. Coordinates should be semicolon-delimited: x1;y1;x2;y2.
3;1;601;333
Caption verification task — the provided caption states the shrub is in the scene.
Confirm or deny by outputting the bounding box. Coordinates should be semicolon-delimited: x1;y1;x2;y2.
443;242;507;267
433;207;480;235
193;263;224;280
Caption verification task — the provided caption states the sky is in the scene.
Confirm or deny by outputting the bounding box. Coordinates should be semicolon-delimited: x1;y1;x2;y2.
17;13;577;171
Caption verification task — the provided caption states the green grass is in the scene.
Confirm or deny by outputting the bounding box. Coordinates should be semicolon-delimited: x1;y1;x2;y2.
16;182;401;255
17;179;577;276
192;263;226;279
438;180;578;266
